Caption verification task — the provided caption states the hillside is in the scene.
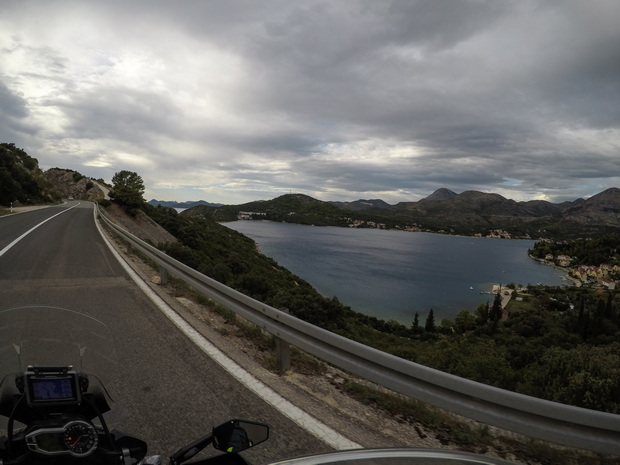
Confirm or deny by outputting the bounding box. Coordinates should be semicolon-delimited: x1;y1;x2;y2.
421;188;458;202
329;199;392;211
182;189;620;240
184;193;363;226
0;144;107;209
0;143;56;206
44;168;106;202
148;199;223;209
104;203;177;245
562;188;620;227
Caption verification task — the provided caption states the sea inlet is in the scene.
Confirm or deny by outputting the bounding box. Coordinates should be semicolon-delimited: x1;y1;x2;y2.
225;221;567;324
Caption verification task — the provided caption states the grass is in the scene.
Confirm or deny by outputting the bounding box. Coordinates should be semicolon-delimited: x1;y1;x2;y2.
504;295;535;313
337;379;617;464
338;379;493;450
263;345;326;375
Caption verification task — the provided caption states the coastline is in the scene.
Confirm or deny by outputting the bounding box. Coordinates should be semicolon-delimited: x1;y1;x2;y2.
528;254;582;287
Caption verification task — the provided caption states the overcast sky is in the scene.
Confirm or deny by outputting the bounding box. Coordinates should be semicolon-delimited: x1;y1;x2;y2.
1;1;619;204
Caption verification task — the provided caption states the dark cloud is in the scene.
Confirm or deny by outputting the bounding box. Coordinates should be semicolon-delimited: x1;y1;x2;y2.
0;0;618;203
0;80;29;119
0;79;37;141
53;87;182;142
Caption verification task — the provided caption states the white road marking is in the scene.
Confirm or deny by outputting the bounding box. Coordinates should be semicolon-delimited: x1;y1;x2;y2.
94;205;362;451
0;204;79;258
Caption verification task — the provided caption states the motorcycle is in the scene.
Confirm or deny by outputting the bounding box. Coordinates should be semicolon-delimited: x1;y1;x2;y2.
0;306;516;465
0;306;268;465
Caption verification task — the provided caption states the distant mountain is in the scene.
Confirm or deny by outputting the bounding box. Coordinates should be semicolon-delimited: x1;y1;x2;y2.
184;193;351;225
560;188;620;230
420;188;458;202
148;199;223;209
388;189;620;238
329;199;392;211
182;188;620;240
518;200;564;217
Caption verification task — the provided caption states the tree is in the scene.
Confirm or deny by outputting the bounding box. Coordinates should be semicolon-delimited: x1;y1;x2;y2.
520;345;620;413
411;312;421;334
475;303;489;325
425;308;436;332
454;310;476;333
605;291;614;319
109;170;145;211
490;289;503;322
577;296;585;324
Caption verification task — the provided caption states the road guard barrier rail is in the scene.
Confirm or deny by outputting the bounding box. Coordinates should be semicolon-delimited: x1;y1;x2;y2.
97;205;620;454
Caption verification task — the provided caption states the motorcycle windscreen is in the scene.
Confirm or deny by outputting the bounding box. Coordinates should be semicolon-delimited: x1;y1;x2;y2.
0;306;119;408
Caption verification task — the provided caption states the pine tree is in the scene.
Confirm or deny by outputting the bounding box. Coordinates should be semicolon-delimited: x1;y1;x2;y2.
490;289;503;322
605;291;614;319
581;310;590;340
412;312;421;334
109;170;145;213
578;296;585;323
425;308;436;332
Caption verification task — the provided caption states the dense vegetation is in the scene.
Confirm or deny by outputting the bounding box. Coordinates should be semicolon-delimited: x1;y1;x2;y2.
144;203;348;324
0;143;57;206
530;234;620;269
335;285;620;413
184;193;393;227
138;201;620;414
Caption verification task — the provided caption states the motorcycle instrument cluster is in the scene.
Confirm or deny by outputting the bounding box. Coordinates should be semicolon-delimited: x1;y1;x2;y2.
25;419;99;457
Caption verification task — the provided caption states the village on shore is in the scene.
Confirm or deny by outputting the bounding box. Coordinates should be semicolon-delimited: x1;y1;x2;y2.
490;253;619;314
535;253;618;290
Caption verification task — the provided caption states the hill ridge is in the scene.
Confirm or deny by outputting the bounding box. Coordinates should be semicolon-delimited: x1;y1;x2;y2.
182;190;620;240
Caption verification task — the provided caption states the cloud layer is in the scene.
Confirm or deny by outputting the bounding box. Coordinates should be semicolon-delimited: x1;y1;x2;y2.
1;1;619;204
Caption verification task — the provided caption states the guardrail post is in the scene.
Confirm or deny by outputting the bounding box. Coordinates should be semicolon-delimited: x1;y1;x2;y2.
276;308;291;374
160;266;168;285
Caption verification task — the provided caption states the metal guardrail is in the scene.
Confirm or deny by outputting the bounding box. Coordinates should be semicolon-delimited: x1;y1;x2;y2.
97;206;620;455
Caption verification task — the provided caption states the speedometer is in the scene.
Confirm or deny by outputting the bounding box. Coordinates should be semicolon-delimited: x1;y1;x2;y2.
63;420;99;456
26;419;100;457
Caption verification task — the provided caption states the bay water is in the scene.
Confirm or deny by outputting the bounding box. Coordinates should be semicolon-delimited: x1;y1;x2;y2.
224;221;567;324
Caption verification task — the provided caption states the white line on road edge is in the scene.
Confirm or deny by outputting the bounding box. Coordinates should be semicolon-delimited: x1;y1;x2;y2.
0;204;80;258
94;206;362;451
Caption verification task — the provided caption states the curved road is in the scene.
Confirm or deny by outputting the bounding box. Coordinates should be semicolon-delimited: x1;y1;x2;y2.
0;202;331;463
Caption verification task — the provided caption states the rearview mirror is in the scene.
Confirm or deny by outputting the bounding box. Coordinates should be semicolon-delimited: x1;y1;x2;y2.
213;419;269;453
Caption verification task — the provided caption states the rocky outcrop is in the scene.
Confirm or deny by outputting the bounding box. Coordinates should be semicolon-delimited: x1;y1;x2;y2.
43;168;105;202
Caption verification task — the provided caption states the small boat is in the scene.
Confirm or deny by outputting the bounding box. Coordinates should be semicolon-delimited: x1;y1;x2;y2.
469;286;474;290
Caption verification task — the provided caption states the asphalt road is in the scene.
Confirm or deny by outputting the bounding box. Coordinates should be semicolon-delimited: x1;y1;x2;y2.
0;202;331;463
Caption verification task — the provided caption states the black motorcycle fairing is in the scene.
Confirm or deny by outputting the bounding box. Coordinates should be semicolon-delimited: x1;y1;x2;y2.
0;376;112;427
0;307;129;464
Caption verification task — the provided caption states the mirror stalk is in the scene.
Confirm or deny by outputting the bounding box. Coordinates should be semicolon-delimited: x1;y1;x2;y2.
169;434;213;465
